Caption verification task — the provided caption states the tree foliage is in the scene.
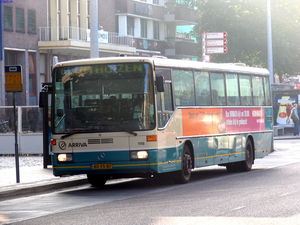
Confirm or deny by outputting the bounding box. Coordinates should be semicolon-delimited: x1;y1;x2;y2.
168;0;300;78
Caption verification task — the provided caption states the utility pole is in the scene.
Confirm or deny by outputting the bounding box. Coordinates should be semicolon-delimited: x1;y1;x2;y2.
267;0;274;84
0;2;3;61
90;0;99;58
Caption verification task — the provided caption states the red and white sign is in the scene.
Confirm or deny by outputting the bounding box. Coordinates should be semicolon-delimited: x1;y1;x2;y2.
206;47;228;54
296;83;300;89
206;39;227;47
206;32;227;39
204;55;210;62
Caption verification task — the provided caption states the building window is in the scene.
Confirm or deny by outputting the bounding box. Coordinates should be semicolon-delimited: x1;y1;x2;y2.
153;0;159;4
4;6;13;30
5;51;17;65
127;17;134;36
153;21;159;40
141;19;147;38
28;9;36;33
29;53;36;95
87;0;90;29
16;8;25;31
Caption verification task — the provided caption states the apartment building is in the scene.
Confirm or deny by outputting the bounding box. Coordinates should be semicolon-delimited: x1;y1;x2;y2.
0;0;199;107
1;0;47;106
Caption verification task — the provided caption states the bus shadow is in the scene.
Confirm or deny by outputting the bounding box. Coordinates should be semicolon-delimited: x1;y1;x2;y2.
62;167;234;197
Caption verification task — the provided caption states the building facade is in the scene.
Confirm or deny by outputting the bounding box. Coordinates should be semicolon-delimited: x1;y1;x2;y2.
1;0;47;106
0;0;199;107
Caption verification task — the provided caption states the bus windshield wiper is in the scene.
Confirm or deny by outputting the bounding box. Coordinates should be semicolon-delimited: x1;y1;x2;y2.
61;131;88;139
120;129;137;136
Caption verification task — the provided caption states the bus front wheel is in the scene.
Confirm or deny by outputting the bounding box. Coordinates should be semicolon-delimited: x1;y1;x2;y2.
87;174;107;187
174;145;193;184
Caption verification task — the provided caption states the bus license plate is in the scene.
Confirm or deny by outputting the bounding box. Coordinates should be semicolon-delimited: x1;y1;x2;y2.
92;164;113;169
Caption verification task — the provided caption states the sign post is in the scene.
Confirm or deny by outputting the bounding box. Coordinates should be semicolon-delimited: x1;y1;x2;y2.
5;65;23;183
202;31;228;62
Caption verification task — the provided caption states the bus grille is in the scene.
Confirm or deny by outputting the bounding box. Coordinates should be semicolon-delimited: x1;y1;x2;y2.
88;138;113;144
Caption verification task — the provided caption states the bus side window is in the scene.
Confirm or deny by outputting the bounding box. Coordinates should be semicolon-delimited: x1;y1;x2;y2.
173;70;195;106
264;77;271;106
195;71;211;106
210;72;226;106
239;75;253;106
252;76;265;106
226;73;240;106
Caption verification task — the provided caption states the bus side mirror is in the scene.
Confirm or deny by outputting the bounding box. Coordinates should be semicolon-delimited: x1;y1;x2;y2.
156;75;164;92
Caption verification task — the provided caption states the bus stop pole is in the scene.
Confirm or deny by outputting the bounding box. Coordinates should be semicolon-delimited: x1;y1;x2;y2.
13;92;20;183
42;91;49;169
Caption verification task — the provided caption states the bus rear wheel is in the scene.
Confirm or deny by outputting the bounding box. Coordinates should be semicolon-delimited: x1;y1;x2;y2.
174;145;193;184
87;174;107;187
226;139;253;172
239;139;254;171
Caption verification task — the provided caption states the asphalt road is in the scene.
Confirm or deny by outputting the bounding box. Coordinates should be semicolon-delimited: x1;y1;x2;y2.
1;139;300;225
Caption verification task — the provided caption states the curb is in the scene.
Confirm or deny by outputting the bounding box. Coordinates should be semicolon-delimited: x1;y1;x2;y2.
0;178;89;201
274;135;300;140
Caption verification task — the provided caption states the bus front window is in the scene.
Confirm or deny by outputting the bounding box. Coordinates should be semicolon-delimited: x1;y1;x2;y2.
52;63;155;134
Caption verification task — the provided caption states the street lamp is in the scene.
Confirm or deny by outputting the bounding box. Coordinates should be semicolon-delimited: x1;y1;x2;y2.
267;0;274;84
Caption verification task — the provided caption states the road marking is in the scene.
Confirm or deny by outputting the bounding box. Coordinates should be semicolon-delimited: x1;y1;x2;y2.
231;206;246;211
153;214;300;225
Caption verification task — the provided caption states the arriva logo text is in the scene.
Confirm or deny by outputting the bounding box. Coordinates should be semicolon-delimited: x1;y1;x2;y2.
69;143;88;148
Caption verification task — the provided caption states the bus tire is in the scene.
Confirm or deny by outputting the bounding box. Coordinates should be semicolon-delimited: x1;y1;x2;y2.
87;174;107;187
239;139;254;171
173;145;192;184
226;139;253;172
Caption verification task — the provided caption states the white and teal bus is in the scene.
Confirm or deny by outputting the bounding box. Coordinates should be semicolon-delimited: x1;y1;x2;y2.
50;57;273;186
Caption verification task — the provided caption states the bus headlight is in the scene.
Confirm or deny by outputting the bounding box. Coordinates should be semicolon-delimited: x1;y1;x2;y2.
57;153;73;162
130;151;148;160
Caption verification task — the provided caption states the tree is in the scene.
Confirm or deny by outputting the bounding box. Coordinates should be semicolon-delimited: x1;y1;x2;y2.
168;0;300;79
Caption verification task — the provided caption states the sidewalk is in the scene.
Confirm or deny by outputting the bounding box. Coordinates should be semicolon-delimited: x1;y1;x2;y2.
0;159;88;201
1;132;299;201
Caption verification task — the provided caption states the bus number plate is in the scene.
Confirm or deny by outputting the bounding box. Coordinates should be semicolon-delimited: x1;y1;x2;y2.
92;164;113;169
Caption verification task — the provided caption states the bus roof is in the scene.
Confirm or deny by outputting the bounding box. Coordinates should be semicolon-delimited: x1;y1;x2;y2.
53;57;270;76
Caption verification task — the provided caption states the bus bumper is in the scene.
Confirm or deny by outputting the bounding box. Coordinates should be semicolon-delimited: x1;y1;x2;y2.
52;150;160;177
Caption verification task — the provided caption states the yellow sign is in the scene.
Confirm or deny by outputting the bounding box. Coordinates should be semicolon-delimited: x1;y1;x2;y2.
5;66;23;92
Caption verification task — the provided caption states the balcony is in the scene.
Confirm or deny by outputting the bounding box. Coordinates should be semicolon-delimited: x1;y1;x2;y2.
38;26;136;56
164;34;199;58
164;4;198;25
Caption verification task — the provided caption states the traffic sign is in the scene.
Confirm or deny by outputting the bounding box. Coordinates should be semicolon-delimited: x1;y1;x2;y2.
204;55;210;62
5;65;23;92
206;47;228;54
206;39;227;47
206;32;227;39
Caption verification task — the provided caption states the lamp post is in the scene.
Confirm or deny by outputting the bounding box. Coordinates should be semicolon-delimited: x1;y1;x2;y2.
267;0;274;84
90;0;99;58
0;2;3;61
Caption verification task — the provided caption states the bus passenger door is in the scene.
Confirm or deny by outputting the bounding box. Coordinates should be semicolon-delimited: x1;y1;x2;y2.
214;136;229;164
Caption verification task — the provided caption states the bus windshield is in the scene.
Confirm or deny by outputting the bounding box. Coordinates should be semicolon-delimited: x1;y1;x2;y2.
53;62;155;134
